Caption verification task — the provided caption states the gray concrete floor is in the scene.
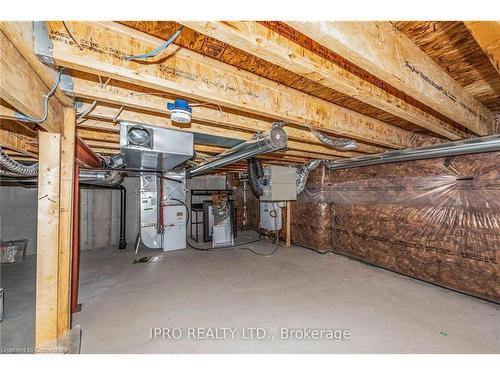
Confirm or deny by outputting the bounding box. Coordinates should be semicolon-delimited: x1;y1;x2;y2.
0;254;36;352
1;234;499;354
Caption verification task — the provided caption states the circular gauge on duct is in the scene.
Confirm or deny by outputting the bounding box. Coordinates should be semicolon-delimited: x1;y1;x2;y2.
127;125;152;147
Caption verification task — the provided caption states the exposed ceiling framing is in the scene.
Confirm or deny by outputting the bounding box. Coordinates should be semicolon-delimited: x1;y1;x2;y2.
0;21;498;169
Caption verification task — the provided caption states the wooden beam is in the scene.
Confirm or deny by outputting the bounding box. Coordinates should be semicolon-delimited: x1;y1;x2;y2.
35;132;61;349
464;21;500;75
69;75;387;154
0;122;38;156
0;101;21;121
75;102;362;158
0;21;74;107
181;21;467;140
286;21;494;136
0;31;63;133
46;21;432;149
57;108;76;339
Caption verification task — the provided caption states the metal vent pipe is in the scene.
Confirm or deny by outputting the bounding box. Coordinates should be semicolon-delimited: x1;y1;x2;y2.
186;126;287;178
324;135;500;170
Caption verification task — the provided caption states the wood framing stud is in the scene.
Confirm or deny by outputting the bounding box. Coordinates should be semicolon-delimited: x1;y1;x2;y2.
57;108;76;340
35;132;61;349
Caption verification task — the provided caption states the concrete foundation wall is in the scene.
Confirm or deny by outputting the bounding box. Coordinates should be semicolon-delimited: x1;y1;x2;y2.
80;176;140;251
0;176;141;255
0;186;38;255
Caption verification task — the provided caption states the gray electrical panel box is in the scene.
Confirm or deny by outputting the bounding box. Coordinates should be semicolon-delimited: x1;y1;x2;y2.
260;165;297;201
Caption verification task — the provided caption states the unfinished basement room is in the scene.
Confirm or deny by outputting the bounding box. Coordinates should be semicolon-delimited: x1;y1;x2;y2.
1;3;499;365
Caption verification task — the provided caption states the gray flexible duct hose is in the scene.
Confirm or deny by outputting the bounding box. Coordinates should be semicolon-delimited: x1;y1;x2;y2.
0;168;26;177
104;170;125;185
0;146;39;176
296;159;322;195
309;127;358;151
247;157;264;197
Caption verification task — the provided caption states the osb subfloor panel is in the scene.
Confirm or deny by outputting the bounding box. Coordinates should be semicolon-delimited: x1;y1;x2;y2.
2;243;499;353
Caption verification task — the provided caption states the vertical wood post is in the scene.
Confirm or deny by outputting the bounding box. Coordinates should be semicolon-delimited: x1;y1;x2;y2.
286;201;291;247
57;108;76;339
71;163;80;314
35;132;61;349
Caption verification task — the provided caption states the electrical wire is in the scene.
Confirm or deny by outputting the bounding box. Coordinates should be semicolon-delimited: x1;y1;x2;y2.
125;26;184;61
16;68;63;123
170;195;273;255
187;237;264;251
76;100;97;124
62;21;84;50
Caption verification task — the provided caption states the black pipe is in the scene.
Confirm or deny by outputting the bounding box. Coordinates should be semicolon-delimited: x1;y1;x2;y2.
119;185;127;250
80;183;127;250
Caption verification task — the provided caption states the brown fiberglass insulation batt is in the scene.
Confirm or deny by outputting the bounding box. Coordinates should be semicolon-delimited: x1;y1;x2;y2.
227;172;260;232
291;151;500;303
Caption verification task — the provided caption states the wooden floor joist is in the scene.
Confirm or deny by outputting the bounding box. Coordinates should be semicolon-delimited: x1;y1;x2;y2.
286;21;494;136
69;75;388;154
77;121;357;160
78;132;340;162
181;21;468;140
464;21;500;75
0;31;63;133
0;121;38;156
74;102;363;158
0;21;74;108
45;21;436;149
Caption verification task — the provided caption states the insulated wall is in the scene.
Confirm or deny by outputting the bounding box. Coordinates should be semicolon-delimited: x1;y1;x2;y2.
227;173;260;232
292;151;500;303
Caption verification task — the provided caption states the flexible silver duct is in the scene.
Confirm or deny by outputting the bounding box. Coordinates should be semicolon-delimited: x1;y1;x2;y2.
78;170;124;185
0;146;38;176
79;153;125;185
0;168;27;177
187;125;287;178
324;134;500;170
0;147;124;185
296;159;322;195
309;127;358;151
